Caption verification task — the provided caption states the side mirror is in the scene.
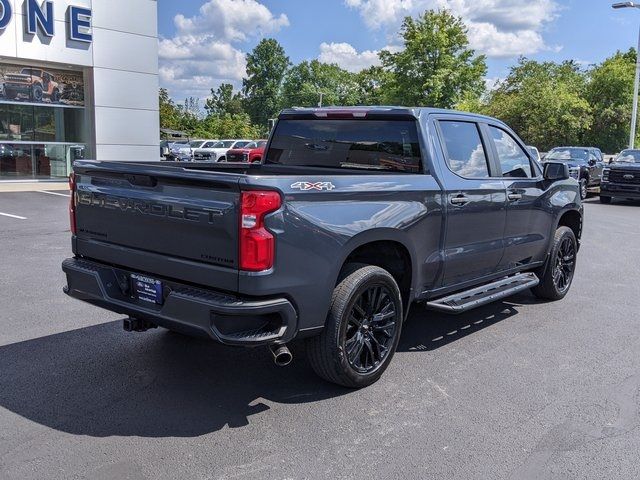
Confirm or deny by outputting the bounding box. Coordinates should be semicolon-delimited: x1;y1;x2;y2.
588;159;596;167
161;147;170;157
544;161;570;181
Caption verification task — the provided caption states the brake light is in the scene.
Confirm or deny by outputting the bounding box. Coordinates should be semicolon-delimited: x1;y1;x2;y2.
239;190;281;271
69;172;77;235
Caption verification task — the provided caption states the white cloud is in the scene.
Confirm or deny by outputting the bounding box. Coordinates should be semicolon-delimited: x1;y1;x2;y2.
318;42;381;72
159;0;289;100
344;0;561;58
317;42;404;72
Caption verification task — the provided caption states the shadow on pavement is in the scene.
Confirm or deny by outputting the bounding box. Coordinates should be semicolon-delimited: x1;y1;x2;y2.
0;293;537;438
399;291;538;352
0;323;346;438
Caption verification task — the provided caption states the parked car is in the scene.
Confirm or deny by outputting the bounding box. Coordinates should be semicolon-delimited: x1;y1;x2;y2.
63;107;583;388
544;147;604;199
171;139;215;160
226;140;268;163
600;149;640;203
3;68;61;103
193;140;253;162
160;140;190;161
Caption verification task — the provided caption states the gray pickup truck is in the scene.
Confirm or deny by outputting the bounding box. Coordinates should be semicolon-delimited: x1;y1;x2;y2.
63;107;583;388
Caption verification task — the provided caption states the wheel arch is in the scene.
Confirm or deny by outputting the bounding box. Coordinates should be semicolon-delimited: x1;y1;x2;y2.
334;229;417;314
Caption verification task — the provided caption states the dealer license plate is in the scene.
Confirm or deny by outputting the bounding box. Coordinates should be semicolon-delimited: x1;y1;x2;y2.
131;274;163;305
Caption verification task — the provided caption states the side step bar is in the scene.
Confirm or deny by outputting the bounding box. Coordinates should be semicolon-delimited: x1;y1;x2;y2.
426;273;539;314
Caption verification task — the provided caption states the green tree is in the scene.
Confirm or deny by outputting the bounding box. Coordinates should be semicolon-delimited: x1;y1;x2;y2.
380;9;487;108
585;49;637;152
280;60;361;108
243;39;291;128
483;58;592;151
205;83;245;117
354;66;393;105
159;88;182;130
193;113;262;140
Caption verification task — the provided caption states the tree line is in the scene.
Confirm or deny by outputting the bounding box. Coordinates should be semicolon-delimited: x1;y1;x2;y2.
160;9;638;153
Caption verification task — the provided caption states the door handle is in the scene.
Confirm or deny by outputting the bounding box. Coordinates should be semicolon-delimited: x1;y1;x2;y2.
450;194;470;206
508;192;523;201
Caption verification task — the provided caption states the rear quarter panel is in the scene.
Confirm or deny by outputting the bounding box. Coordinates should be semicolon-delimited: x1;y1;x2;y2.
239;174;444;332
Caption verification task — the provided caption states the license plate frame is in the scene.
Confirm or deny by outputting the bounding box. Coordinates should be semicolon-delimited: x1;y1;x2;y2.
131;273;164;305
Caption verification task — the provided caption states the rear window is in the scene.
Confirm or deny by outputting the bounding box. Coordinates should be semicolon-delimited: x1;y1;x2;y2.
265;119;422;173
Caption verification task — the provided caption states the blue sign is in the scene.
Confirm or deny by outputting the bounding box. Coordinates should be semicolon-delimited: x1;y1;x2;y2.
0;0;92;44
0;0;12;30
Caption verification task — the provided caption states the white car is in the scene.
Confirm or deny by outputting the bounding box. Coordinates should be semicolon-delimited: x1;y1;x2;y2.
193;139;253;162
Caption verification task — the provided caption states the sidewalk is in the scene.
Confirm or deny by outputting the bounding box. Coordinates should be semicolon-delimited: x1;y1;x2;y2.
0;182;69;193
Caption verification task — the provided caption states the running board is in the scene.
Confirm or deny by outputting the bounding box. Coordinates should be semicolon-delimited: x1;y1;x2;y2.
426;273;539;314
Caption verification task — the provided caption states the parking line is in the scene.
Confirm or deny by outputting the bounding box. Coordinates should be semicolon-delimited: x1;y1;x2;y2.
0;212;27;220
38;190;70;198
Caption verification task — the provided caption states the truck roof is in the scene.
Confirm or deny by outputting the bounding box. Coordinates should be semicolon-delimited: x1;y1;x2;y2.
279;106;498;123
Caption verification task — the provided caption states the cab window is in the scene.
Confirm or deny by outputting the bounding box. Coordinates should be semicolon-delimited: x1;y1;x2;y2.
439;121;490;178
489;126;533;178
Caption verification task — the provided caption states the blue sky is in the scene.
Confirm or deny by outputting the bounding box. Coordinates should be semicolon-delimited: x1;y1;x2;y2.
158;0;640;101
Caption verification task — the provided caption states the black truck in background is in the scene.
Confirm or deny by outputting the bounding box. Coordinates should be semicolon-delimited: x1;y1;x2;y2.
62;107;583;388
600;149;640;203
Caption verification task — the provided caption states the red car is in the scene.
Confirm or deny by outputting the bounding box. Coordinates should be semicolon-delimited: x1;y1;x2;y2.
226;140;267;163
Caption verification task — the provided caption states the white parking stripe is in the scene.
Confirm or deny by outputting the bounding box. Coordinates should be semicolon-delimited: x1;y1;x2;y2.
38;190;70;198
0;212;27;220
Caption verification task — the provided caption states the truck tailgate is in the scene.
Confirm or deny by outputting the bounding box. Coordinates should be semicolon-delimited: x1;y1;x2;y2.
72;161;242;291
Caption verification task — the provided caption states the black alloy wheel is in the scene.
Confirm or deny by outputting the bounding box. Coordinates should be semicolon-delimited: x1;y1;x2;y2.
552;235;576;294
306;264;403;388
343;284;398;375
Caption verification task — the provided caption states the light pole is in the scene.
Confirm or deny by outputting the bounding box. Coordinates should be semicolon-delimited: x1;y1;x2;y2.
613;1;640;148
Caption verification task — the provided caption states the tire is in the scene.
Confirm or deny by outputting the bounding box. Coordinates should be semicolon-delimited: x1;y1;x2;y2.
4;88;16;100
32;84;43;102
579;178;588;200
531;226;577;301
599;195;612;204
306;265;403;388
50;88;60;103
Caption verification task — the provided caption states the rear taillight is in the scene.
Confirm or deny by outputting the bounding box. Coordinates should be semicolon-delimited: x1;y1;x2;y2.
69;172;77;235
239;190;281;271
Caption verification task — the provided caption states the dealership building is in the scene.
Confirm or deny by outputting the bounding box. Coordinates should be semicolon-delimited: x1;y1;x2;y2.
0;0;159;181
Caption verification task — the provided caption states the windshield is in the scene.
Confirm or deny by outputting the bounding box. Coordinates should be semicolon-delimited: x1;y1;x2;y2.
546;148;589;162
615;150;640;163
243;142;257;149
257;141;267;148
266;119;422;172
20;68;40;76
212;141;235;148
189;141;204;148
233;141;251;148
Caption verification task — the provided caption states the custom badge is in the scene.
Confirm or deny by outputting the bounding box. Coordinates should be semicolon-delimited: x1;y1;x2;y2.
291;181;336;191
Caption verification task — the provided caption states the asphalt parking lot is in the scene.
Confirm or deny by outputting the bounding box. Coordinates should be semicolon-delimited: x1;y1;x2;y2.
1;191;639;480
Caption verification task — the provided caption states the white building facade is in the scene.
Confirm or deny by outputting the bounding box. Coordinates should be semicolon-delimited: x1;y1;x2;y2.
0;0;159;180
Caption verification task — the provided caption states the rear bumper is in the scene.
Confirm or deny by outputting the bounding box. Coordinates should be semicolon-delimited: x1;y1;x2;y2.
62;257;298;346
601;183;640;198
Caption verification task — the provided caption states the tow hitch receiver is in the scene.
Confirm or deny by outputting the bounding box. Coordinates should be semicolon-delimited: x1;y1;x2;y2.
123;317;157;332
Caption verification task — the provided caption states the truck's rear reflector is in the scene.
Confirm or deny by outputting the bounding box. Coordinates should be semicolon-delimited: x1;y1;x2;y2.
239;190;281;271
69;172;77;235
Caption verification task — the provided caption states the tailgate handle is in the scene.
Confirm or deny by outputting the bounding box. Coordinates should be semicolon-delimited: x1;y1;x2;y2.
125;174;157;188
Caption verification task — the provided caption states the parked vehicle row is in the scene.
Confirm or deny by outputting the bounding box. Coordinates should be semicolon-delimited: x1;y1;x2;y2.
160;139;268;163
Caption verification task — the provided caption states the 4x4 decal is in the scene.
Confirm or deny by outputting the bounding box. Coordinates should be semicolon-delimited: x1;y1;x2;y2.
291;182;336;191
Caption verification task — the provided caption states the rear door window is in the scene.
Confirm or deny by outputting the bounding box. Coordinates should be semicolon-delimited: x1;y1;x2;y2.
438;121;490;178
266;119;422;173
489;126;533;178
